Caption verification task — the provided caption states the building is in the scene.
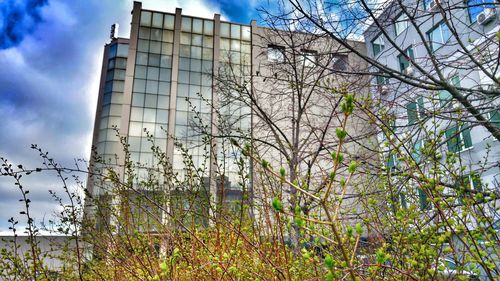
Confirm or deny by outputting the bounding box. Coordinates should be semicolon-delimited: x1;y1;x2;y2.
86;1;374;234
363;0;499;278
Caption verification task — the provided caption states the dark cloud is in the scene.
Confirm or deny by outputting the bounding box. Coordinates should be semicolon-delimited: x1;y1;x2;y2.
0;0;49;49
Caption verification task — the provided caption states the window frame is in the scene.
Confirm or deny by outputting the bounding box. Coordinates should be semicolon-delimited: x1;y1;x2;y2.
398;46;415;72
427;21;451;52
371;33;385;57
300;49;317;67
406;96;425;125
267;45;285;63
394;13;409;37
445;124;473;153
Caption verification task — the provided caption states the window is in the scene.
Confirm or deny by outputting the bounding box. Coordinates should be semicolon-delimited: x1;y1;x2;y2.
376;75;389;86
267;45;284;62
371;34;384;57
394;13;408;36
467;0;495;23
445;124;472;152
456;173;482;203
418;188;430;210
301;50;317;67
439;75;460;108
398;47;414;72
488;109;499;129
423;0;435;10
427;21;450;52
387;152;398;171
406;96;424;125
411;139;424;162
332;54;348;71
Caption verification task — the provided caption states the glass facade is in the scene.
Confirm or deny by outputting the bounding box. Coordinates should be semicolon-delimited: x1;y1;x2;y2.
173;16;215;177
128;11;174;169
97;42;128;164
218;22;252;191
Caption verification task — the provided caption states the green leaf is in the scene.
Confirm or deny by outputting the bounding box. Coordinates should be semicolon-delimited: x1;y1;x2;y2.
348;161;358;173
355;223;363;235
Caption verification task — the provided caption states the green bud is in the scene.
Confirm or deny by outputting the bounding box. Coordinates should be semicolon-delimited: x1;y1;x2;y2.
336;128;347;140
279;167;286;178
261;159;269;169
324;255;334;269
272;197;283;212
355;223;363;235
348;161;358;173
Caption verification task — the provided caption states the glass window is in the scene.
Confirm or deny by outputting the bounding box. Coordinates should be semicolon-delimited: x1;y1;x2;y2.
158;95;169;109
151;28;162;41
160;55;172;68
140;11;152;26
180;32;191;45
176;99;189;112
190;59;202;72
144;108;156;122
114;69;126;80
376;75;389;86
108;44;117;58
177;84;189;97
398;47;414;72
423;0;434;10
137;39;149;52
149;41;161;54
191;46;202;59
146;80;158;94
158;82;170;96
132;93;145;107
220;38;230;50
148;54;160;66
268;46;284;62
446;124;473;152
394;13;408;36
301;50;316;67
439;76;459;107
159;68;171;81
371;34;384;57
136;52;148;65
192;18;203;33
162;30;174;43
181;17;191;32
145;94;157;108
220;23;230;37
131;107;143;121
406;96;425;125
489;109;499;129
157;109;169;124
241;26;251;41
179;57;190;70
231;40;241;51
202;60;213;73
204;20;213;35
152;13;163;28
231;24;241;39
117;44;128;57
161;43;173;55
203;36;213;48
241;42;251;53
189;85;201;97
427;21;450;52
180;45;190;57
332;55;348;71
139;27;150;39
147;67;159;80
129;122;143;136
192;34;203;46
164;14;175;29
133;79;146;92
115;58;127;69
190;72;201;85
467;0;495;23
179;71;189;83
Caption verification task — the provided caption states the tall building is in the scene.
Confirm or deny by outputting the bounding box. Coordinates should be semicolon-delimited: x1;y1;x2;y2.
86;1;373;232
363;0;499;208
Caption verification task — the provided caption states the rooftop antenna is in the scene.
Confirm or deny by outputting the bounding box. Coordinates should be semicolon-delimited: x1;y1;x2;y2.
110;23;119;39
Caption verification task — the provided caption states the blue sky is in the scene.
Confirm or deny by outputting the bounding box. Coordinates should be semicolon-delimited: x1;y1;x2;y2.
0;0;263;233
